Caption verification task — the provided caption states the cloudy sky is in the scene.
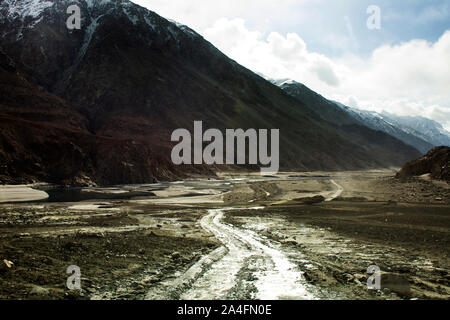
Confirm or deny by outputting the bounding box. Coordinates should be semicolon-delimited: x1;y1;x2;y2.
134;0;450;130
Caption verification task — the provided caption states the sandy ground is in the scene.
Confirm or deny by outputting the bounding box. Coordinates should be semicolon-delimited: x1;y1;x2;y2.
0;185;49;203
0;170;449;300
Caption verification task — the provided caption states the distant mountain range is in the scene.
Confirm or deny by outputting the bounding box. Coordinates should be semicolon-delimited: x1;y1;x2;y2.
0;0;421;185
273;79;450;154
378;113;450;148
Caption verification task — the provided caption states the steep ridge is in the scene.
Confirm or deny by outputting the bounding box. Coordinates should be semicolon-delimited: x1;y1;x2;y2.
0;50;206;185
0;0;420;185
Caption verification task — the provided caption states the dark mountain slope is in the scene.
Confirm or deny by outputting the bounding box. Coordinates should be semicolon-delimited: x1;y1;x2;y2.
0;0;420;184
0;50;205;185
273;80;358;126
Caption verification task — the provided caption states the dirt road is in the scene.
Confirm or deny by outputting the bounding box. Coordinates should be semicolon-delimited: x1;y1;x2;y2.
145;179;343;300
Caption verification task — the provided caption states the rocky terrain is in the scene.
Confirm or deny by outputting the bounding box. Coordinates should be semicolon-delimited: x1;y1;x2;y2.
0;171;448;300
0;48;215;186
396;146;450;181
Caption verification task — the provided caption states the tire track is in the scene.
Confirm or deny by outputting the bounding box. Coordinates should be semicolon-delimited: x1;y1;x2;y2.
180;207;313;300
145;179;344;300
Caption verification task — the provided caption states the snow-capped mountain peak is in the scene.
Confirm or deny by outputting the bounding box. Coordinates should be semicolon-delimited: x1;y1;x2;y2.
2;0;54;19
272;79;447;154
334;103;450;152
1;0;201;40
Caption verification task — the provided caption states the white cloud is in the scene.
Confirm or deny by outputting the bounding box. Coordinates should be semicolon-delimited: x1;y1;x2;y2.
133;0;304;32
345;96;360;109
335;31;450;128
204;18;342;88
203;18;450;129
132;1;450;129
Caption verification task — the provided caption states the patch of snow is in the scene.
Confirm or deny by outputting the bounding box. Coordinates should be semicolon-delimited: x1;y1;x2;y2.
3;0;54;20
1;0;55;39
84;0;113;9
167;18;199;38
280;79;300;86
167;25;179;41
143;15;156;30
122;5;138;25
80;16;100;57
167;18;184;28
178;25;198;38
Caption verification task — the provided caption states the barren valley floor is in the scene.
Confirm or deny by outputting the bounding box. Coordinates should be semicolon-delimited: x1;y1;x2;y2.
0;171;449;300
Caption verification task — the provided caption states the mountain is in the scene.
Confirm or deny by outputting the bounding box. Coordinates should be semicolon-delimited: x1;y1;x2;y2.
380;113;450;148
272;79;443;155
0;0;421;185
273;79;430;153
0;48;196;185
333;103;436;154
396;146;450;181
335;104;450;154
272;79;358;127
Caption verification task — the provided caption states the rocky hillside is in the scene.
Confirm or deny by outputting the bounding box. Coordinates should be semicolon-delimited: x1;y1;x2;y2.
0;50;209;185
396;146;450;181
0;0;421;185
